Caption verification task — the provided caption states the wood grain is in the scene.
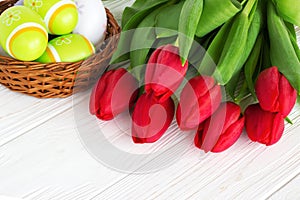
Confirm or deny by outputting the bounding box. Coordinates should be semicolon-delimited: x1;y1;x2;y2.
0;2;299;200
269;174;300;199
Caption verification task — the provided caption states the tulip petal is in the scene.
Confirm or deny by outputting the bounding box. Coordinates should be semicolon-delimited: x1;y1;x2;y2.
245;104;285;146
211;116;244;153
194;102;243;153
200;102;229;152
176;81;201;130
148;46;163;64
145;45;188;102
198;85;222;124
221;102;242;132
176;75;221;130
194;129;204;149
189;76;216;97
110;71;139;116
278;75;297;117
245;104;268;142
268;113;285;145
90;68;138;121
132;93;175;143
255;66;280;112
90;70;115;118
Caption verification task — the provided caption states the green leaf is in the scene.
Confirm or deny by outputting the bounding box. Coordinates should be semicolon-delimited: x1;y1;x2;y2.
196;0;242;37
244;33;263;100
198;20;233;75
285;117;293;125
130;1;183;69
111;0;172;64
155;1;184;31
213;12;249;84
130;8;164;69
155;1;184;37
178;0;203;65
285;22;300;61
268;1;300;93
273;0;300;26
213;0;257;85
238;0;262;66
121;0;171;27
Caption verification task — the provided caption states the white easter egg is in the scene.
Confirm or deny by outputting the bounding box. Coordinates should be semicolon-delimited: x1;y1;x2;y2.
73;0;107;46
14;0;24;5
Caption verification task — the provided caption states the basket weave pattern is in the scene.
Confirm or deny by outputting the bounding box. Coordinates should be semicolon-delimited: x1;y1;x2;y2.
0;0;120;98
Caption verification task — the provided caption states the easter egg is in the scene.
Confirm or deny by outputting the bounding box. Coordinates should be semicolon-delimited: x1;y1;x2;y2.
24;0;78;35
73;0;107;46
14;0;24;5
0;6;48;61
36;34;95;63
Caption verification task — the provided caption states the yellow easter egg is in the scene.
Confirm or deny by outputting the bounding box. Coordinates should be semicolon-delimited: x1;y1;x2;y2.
37;33;95;63
0;6;48;61
24;0;78;35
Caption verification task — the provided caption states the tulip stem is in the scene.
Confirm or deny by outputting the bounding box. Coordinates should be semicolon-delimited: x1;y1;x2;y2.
285;117;293;125
234;80;251;104
240;0;248;6
243;0;257;15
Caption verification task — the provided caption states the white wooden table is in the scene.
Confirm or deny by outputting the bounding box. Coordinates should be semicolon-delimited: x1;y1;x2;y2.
1;1;300;199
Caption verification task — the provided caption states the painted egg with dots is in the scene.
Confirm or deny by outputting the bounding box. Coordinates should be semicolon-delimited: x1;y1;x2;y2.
72;0;107;46
24;0;79;35
0;6;48;61
36;33;95;63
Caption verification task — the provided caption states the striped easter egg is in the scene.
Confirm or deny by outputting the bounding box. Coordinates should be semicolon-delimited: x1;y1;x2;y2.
36;33;95;63
0;6;48;61
24;0;78;35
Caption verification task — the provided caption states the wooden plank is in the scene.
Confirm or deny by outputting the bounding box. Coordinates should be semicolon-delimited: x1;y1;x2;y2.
0;85;74;147
269;174;300;199
0;2;299;200
0;95;299;199
0;107;127;199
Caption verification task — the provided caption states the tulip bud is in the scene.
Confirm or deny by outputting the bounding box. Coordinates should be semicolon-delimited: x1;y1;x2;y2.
176;75;222;130
255;66;297;117
194;102;245;153
245;104;285;146
90;68;139;121
145;44;188;102
132;93;175;143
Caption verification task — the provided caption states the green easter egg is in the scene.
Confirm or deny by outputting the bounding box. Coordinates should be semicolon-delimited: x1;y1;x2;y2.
10;24;48;61
0;6;48;61
24;0;78;35
37;34;95;63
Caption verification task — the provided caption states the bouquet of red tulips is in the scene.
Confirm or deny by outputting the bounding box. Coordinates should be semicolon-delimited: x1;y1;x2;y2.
89;0;300;153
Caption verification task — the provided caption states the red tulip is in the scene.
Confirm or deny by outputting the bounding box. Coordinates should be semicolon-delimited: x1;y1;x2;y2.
255;66;297;117
145;44;188;102
245;104;285;146
90;68;139;121
132;93;175;143
176;75;222;130
194;102;245;153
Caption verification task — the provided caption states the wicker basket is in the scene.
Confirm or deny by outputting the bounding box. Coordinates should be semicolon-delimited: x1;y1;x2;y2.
0;0;121;98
